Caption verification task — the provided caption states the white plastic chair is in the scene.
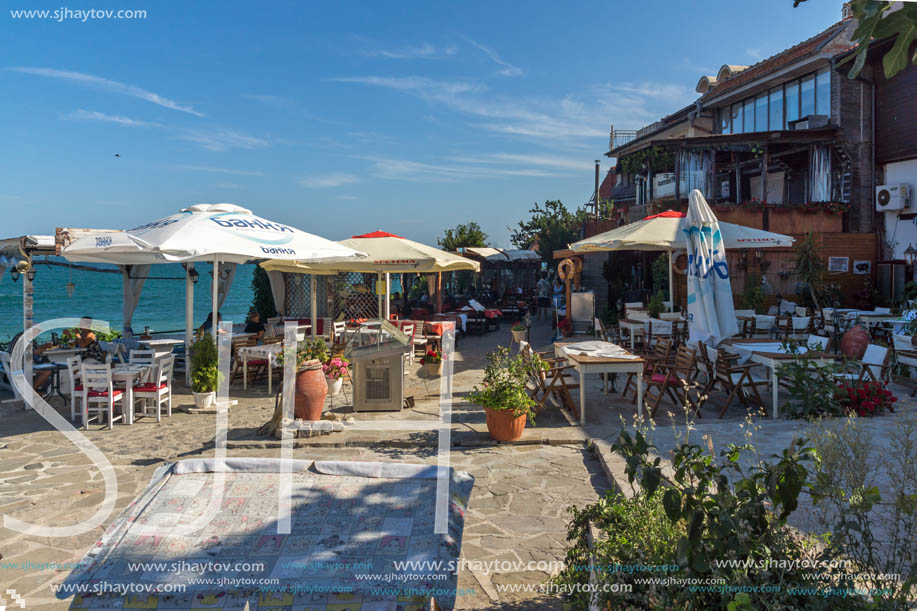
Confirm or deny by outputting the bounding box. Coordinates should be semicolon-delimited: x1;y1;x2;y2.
873;307;891;315
0;351;25;405
401;322;416;365
332;321;347;345
794;306;808;317
624;301;643;308
81;363;124;429
734;309;755;317
893;334;915;354
66;356;83;421
133;355;173;422
129;349;156;382
835;344;890;384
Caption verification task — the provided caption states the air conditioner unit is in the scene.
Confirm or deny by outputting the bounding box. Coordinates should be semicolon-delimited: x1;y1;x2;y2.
875;184;912;212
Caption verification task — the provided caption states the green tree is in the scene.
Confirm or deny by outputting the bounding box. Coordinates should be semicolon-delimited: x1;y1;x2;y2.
251;265;277;321
510;200;587;263
794;0;917;79
437;222;488;251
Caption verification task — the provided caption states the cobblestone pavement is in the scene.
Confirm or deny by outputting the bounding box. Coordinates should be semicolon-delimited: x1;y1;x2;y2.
0;320;608;610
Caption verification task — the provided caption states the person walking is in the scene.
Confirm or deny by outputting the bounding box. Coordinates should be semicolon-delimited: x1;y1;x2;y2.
536;272;551;320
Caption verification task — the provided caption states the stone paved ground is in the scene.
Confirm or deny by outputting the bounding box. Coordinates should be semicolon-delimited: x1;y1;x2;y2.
0;320;608;610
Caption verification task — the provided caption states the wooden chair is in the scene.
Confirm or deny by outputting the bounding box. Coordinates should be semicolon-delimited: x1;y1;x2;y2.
400;322;416;365
643;345;700;419
751;315;776;338
134;355;173;422
894;343;917;397
332;321;348;345
80;363;125;429
520;342;580;417
230;337;258;384
834;344;892;384
623;338;672;402
710;347;768;418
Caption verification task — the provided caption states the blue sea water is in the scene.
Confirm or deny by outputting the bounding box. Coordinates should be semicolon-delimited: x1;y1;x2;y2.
0;260;256;342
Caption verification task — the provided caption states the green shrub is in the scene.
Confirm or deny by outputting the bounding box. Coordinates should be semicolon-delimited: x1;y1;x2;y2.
277;337;329;370
647;290;665;319
469;347;539;422
190;334;220;393
743;275;766;314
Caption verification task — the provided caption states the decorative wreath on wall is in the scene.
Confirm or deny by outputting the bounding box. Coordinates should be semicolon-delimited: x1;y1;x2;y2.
673;252;688;275
557;258;576;281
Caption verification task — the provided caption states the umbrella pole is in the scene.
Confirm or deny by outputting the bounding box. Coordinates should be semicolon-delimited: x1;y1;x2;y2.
310;275;317;338
185;265;193;385
212;256;219;339
384;272;391;320
668;249;674;311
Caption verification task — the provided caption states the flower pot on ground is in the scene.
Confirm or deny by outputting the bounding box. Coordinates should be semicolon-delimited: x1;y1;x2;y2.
277;338;331;421
510;322;527;343
840;325;870;359
190;333;222;408
420;349;443;376
322;357;348;396
469;347;537;442
326;377;343;396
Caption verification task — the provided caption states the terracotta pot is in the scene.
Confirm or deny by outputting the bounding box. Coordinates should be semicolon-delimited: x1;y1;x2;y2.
484;407;527;442
840;325;870;359
294;367;327;421
425;361;443;376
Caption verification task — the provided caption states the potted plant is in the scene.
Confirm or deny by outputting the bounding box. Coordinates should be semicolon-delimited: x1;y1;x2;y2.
646;290;665;319
278;338;329;420
420;349;443;376
510;322;527;343
322;356;349;396
469;347;537;442
190;334;220;408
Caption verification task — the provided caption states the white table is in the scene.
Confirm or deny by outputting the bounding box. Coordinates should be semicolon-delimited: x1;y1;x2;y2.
141;339;183;359
721;340;833;419
554;341;645;424
239;344;283;394
112;364;150;425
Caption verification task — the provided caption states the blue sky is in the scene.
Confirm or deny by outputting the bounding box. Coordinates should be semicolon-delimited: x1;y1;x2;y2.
1;0;842;246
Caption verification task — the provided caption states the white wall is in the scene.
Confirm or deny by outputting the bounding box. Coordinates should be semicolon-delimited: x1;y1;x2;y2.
882;159;917;259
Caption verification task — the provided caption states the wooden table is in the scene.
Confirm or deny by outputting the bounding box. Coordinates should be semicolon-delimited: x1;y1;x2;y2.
554;342;645;424
719;338;833;419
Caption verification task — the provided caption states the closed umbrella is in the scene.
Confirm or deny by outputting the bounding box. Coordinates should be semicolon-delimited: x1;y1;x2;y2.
683;190;739;345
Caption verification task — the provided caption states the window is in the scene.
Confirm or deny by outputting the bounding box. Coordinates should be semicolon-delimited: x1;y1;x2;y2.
815;67;830;116
785;80;799;125
755;94;768;131
769;86;784;130
743;99;754;133
732;103;743;134
720;108;731;134
800;75;815;118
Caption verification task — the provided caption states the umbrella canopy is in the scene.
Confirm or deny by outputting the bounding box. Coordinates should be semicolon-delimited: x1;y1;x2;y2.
261;230;480;274
569;210;794;253
61;203;363;265
683;190;739;345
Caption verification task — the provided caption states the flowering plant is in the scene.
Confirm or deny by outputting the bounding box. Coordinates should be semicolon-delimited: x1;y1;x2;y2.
420;349;442;365
322;357;349;380
836;380;896;417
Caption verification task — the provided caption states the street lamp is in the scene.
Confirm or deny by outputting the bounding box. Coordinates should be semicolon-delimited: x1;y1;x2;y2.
905;243;917;266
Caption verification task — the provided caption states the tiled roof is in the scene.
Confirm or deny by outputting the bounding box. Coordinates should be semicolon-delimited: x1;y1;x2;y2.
599;170;615;201
701;19;855;101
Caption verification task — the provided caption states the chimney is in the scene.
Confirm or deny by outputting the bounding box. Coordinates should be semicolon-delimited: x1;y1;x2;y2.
842;2;853;19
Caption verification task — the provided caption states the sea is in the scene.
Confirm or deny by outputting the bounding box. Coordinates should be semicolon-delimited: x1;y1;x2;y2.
0;259;256;342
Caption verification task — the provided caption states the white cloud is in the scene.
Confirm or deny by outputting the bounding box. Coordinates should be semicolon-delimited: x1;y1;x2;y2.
176;165;265;176
10;67;204;116
452;152;590;172
242;93;292;106
178;129;267;152
214;182;244;189
63;109;157;127
746;48;764;61
467;39;523;77
335;76;692;144
299;173;360;188
364;43;455;60
367;157;561;183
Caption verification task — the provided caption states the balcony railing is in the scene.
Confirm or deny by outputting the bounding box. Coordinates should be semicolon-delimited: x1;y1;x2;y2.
609;129;636;151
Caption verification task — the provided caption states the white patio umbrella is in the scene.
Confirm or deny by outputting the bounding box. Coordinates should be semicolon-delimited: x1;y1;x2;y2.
683;190;739;345
61;204;364;380
261;230;480;323
568;206;793;313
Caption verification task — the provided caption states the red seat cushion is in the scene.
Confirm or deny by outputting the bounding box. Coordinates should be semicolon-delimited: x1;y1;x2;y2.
87;389;124;398
73;385;84;392
133;383;168;392
650;373;680;385
245;359;269;366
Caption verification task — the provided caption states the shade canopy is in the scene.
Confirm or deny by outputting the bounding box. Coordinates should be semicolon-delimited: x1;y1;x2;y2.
569;211;794;253
683;190;739;345
261;230;480;274
60;204;364;265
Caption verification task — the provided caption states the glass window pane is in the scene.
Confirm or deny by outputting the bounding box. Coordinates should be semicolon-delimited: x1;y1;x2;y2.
732;103;743;134
769;86;784;130
800;75;815;118
785;81;799;125
755;94;768;131
743;99;754;132
816;68;830;116
720;108;730;134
